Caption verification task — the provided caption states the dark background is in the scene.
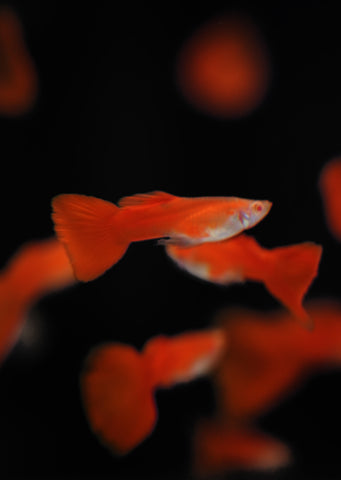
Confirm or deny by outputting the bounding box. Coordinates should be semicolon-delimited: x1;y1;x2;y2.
1;1;341;478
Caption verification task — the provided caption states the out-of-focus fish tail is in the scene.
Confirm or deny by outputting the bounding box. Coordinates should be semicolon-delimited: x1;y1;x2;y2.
52;194;129;281
263;242;322;329
80;343;157;455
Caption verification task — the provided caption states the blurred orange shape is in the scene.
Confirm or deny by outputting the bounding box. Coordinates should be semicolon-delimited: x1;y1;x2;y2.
0;7;38;115
0;238;75;362
190;302;341;476
319;158;341;241
193;422;291;476
166;235;322;328
176;15;270;117
80;344;157;455
143;329;225;386
214;301;341;422
80;329;226;455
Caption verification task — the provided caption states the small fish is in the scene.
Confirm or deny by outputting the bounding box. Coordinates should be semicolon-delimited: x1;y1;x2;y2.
191;301;341;476
143;329;225;387
193;422;291;477
213;301;341;422
166;234;322;328
80;343;156;456
319;157;341;241
0;7;38;115
0;238;75;362
176;14;270;117
52;191;271;281
80;329;225;455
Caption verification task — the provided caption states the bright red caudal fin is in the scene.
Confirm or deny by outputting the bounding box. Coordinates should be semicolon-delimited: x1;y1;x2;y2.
52;194;128;281
264;242;322;329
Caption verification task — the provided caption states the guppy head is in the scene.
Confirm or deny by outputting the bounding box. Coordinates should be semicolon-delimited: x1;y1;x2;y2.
205;198;272;242
238;199;272;230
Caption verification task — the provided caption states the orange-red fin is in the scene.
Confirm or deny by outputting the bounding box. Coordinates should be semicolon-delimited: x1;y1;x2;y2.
118;190;176;208
52;194;128;282
80;343;157;455
265;242;322;329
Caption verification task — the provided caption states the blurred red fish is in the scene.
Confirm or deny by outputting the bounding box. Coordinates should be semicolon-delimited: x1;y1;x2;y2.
52;191;271;281
191;301;341;476
193;422;291;477
166;234;322;328
143;329;225;387
80;329;225;455
0;7;38;115
0;238;75;362
319;158;341;241
214;301;341;422
80;344;156;455
176;15;270;117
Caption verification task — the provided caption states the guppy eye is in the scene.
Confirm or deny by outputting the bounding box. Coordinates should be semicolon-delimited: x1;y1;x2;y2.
252;201;264;213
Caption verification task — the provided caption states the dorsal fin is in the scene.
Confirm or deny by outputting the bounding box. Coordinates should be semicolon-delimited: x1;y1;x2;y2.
118;191;176;208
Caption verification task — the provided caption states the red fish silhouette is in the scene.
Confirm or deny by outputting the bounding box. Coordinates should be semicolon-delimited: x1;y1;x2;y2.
80;329;225;455
52;191;271;281
176;14;270;117
214;302;341;421
166;234;322;328
0;238;75;362
0;7;38;115
191;302;341;476
319;158;341;241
